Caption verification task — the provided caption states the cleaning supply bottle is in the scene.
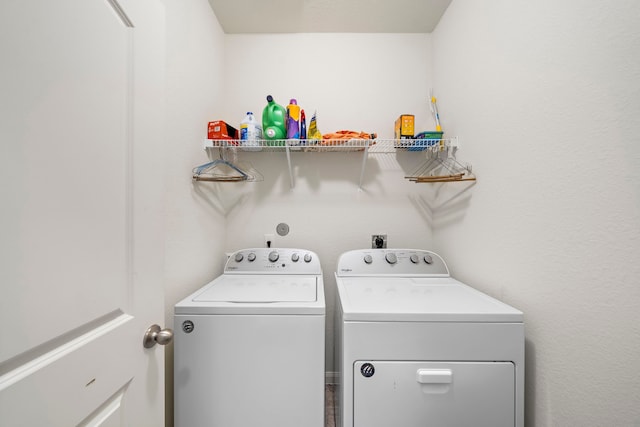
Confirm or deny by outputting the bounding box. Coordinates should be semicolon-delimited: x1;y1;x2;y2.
300;109;307;141
240;111;262;151
307;110;322;143
262;95;286;145
286;99;301;141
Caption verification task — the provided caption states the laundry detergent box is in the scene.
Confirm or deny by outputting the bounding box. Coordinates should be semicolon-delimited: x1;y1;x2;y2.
207;120;239;142
394;114;415;139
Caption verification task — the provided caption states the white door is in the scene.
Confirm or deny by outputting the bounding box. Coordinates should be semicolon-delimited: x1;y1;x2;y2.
0;0;166;426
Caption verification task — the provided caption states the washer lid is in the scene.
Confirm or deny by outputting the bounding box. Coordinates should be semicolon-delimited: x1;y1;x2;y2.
194;275;317;302
336;277;523;322
175;275;325;315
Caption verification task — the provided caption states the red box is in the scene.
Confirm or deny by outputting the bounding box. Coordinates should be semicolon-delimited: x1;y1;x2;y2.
207;120;239;140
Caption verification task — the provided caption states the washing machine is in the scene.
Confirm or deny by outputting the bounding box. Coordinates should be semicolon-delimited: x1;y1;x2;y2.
174;248;325;427
334;249;524;427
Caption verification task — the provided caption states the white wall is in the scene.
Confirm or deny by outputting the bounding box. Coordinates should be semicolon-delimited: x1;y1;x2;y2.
222;33;434;138
162;2;640;425
163;0;227;424
219;34;437;374
432;1;640;426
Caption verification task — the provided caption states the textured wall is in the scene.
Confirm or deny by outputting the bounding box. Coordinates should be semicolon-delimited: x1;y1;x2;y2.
432;1;640;425
162;22;439;425
163;0;227;425
163;2;640;425
219;33;438;374
222;33;434;139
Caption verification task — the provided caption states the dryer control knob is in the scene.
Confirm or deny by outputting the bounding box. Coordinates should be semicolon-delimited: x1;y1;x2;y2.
304;253;312;263
268;251;279;262
424;254;433;264
410;254;419;264
363;254;373;264
234;253;244;262
247;253;256;262
385;253;398;264
291;253;300;262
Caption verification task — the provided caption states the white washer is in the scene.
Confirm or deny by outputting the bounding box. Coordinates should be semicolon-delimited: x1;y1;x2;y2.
335;249;524;427
175;248;325;427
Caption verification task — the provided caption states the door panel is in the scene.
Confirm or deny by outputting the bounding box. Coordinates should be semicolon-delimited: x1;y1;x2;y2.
1;315;134;425
0;0;165;425
1;0;130;365
354;361;515;427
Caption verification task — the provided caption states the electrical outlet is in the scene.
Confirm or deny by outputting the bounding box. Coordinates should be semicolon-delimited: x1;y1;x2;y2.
371;234;387;249
264;234;275;248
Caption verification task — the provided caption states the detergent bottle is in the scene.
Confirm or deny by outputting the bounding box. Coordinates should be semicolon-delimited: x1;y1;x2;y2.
286;99;301;141
240;111;262;151
300;109;307;141
262;95;286;145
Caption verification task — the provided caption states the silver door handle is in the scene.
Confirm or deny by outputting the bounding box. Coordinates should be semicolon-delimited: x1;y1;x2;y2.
143;324;174;348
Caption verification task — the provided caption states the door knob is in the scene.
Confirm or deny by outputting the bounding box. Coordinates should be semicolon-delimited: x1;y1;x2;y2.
143;324;174;348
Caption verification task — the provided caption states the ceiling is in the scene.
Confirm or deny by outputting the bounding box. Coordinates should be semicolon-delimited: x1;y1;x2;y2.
207;0;453;34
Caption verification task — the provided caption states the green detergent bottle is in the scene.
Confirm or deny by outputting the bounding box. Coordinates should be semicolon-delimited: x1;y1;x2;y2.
262;95;286;145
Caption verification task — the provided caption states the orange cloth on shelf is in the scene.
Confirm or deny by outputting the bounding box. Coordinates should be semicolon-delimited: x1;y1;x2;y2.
321;130;376;145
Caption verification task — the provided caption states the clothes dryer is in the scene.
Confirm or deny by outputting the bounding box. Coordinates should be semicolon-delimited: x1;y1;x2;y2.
334;249;524;427
175;248;325;427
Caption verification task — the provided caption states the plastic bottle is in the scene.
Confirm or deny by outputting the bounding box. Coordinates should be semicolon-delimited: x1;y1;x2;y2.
307;110;322;143
240;112;263;151
286;99;301;141
300;109;307;141
262;95;286;145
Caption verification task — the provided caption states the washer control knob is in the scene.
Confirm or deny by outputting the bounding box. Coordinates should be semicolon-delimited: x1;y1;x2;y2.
410;254;419;264
247;252;256;262
385;252;398;264
234;253;244;262
268;251;279;262
291;253;300;262
304;253;312;263
424;254;433;264
363;254;373;264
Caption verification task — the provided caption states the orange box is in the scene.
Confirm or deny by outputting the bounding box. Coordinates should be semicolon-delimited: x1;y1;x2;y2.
394;114;415;139
207;120;239;140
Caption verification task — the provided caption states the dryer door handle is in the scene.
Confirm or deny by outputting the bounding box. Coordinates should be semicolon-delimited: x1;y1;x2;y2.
416;369;452;384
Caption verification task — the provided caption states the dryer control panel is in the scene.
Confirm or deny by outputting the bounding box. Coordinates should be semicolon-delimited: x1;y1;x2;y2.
336;249;449;277
225;248;322;275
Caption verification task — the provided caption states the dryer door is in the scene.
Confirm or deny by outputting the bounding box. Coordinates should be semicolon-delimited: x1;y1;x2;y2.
353;361;515;427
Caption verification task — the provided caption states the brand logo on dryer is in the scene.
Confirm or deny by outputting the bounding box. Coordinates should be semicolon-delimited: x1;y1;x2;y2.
360;363;375;378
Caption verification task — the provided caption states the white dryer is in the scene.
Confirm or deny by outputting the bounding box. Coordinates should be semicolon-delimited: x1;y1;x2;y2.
174;248;325;427
334;249;524;427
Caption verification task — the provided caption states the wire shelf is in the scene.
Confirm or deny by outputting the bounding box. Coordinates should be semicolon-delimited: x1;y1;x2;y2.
203;138;458;153
196;137;469;188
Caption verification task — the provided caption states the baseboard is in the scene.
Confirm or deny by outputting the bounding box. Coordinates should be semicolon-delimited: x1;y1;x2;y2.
325;371;339;385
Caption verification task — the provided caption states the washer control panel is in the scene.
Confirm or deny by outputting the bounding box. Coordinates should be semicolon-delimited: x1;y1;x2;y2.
336;249;449;276
225;248;321;274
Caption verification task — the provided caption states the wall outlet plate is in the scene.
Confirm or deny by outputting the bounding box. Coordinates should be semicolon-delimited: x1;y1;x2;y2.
371;234;387;249
264;234;275;248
